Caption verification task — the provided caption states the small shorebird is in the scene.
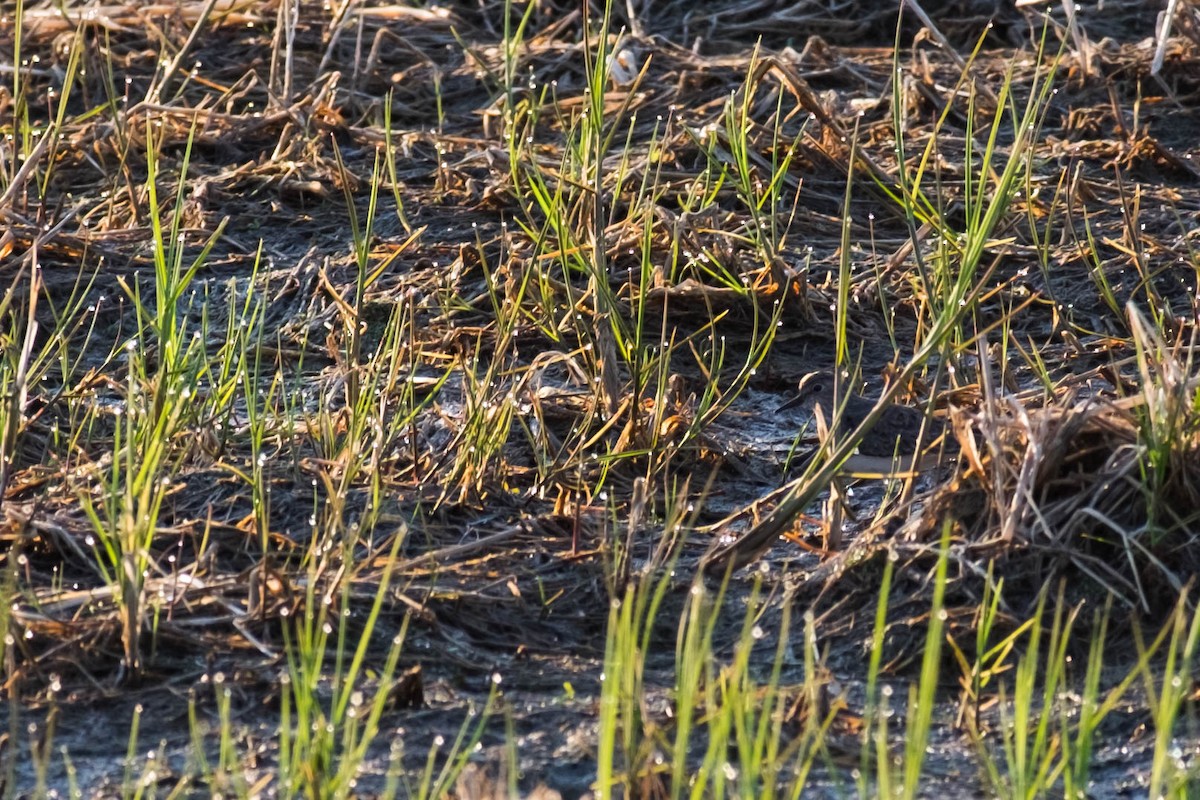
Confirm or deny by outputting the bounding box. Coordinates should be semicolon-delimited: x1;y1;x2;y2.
777;369;946;553
779;370;943;461
702;371;951;572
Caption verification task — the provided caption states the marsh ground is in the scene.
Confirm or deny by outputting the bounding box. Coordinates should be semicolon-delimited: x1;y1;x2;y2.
3;0;1200;796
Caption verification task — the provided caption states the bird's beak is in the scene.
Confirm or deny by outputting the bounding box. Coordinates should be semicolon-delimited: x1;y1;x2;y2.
777;394;805;412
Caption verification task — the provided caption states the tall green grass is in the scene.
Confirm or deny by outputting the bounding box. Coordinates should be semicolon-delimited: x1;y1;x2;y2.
76;125;228;679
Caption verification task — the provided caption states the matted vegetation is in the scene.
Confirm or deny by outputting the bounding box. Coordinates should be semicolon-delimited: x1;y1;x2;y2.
3;0;1200;796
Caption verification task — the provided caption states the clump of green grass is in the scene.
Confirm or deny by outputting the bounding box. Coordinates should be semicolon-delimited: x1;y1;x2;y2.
76;124;229;680
595;511;1200;799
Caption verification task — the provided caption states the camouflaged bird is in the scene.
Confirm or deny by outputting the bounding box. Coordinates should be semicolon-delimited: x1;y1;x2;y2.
778;370;944;458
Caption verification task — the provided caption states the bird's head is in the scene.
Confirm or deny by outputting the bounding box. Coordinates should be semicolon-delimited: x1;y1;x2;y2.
778;370;839;412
